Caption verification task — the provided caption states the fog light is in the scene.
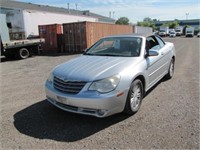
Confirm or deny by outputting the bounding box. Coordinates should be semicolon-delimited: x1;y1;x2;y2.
97;109;107;116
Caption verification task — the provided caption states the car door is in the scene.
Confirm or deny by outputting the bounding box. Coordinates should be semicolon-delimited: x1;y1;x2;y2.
155;36;172;72
145;35;167;90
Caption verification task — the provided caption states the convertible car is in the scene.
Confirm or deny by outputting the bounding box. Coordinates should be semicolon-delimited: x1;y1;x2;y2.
45;34;176;117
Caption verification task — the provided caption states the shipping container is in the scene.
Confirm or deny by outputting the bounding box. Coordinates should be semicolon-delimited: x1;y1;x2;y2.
63;22;133;53
38;24;63;53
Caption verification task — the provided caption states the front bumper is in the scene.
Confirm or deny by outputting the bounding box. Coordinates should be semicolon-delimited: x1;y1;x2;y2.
186;34;193;37
45;81;128;117
169;35;176;37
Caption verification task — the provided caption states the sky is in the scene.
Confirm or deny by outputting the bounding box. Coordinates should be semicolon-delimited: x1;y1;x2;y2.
17;0;200;23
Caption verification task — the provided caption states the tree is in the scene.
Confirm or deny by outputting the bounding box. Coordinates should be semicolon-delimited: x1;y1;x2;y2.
169;21;179;28
161;23;169;27
161;21;179;28
137;17;156;30
152;18;159;22
115;17;129;25
143;17;152;22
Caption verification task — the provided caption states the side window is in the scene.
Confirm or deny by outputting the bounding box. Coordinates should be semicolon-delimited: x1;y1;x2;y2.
146;36;160;51
155;36;165;48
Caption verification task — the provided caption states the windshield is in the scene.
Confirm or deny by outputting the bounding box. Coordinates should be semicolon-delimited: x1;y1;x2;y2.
84;37;142;57
187;31;192;33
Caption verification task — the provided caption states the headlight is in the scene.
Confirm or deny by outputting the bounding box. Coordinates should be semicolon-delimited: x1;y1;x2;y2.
89;75;120;93
47;72;54;83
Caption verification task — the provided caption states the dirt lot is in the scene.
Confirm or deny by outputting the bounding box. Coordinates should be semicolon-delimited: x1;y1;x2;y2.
0;37;199;149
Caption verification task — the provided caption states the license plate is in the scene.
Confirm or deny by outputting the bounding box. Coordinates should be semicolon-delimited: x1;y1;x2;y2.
57;96;67;103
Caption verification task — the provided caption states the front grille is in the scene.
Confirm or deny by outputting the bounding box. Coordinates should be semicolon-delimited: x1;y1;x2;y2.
53;76;86;94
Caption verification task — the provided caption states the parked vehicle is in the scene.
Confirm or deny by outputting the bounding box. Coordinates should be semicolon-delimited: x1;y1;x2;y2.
169;28;175;33
0;14;44;59
159;26;169;37
185;27;194;37
175;26;183;36
159;30;166;37
45;34;176;118
169;31;176;37
1;37;45;59
197;32;200;37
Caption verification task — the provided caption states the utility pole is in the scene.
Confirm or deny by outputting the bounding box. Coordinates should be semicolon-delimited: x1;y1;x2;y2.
186;13;189;20
109;11;111;18
67;3;70;13
113;11;115;19
75;3;78;15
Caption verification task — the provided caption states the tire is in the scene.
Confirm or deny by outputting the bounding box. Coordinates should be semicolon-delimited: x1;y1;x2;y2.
18;48;30;59
165;58;175;79
124;79;143;115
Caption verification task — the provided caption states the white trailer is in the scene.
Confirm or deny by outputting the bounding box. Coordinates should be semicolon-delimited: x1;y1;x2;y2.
0;14;44;59
159;26;169;37
175;26;183;36
133;26;153;35
1;7;97;38
185;27;194;37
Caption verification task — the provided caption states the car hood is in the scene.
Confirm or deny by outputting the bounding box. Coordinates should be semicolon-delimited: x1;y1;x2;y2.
53;55;141;81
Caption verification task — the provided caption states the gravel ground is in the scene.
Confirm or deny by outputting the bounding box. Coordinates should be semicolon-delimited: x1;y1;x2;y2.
0;37;199;149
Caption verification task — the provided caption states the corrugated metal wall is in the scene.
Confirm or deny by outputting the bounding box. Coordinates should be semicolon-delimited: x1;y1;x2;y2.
39;24;63;53
63;22;87;53
63;22;133;53
86;22;133;47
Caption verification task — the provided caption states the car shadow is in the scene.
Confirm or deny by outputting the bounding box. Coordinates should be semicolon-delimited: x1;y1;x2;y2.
144;77;169;98
0;56;19;63
13;77;170;142
13;100;130;142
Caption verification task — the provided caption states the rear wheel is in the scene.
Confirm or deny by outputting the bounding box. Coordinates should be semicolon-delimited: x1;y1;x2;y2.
165;58;175;79
124;79;143;115
17;48;30;59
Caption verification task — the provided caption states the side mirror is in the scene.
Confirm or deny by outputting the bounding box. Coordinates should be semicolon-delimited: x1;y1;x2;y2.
146;50;159;57
82;48;88;54
148;50;159;56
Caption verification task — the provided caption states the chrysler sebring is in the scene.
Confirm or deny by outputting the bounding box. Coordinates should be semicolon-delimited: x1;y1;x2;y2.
45;34;175;117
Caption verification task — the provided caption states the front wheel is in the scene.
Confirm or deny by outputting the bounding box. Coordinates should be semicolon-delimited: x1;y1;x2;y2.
124;79;143;115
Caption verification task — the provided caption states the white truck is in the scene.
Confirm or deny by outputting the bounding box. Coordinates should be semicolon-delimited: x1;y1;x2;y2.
0;14;44;59
159;26;169;37
185;27;194;37
175;26;183;36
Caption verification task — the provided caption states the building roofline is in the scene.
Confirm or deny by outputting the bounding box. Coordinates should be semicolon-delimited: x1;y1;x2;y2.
155;19;200;24
0;0;115;23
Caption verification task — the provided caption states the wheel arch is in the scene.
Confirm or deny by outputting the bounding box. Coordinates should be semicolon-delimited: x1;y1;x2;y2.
132;74;146;95
172;56;175;61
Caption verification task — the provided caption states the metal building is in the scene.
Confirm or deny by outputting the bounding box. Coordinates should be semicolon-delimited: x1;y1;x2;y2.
155;19;200;30
0;0;115;39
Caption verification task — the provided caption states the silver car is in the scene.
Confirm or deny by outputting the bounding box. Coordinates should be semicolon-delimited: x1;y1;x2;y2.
45;34;176;118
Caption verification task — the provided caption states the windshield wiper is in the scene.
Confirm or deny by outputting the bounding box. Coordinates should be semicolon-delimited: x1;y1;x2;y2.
84;53;122;57
98;54;121;57
84;53;95;55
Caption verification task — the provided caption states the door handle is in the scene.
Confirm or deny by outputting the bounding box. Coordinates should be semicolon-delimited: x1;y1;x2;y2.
161;52;165;55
